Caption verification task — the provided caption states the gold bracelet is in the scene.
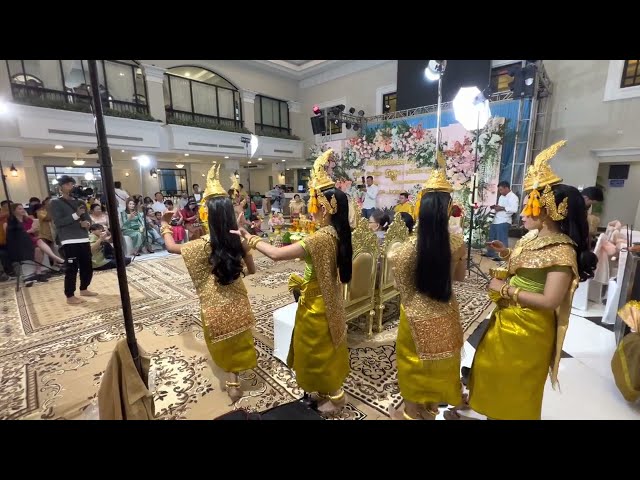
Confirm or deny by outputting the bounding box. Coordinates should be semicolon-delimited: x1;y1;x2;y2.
499;248;512;259
500;282;510;299
248;235;263;250
511;287;521;307
160;226;173;237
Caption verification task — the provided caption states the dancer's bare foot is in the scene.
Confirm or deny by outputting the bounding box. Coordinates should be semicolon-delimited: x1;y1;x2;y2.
79;290;98;297
389;403;437;420
67;296;85;305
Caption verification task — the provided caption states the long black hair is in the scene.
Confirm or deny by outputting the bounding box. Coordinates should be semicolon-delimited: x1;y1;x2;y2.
206;195;245;286
321;188;352;284
550;184;598;281
416;191;452;302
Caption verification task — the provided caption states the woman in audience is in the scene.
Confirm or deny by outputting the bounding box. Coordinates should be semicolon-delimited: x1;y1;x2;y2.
4;203;65;270
230;149;353;415
160;163;257;402
400;211;415;235
181;197;205;241
90;203;110;230
35;198;55;248
451;141;598;420
120;197;150;254
388;168;467;420
164;200;185;243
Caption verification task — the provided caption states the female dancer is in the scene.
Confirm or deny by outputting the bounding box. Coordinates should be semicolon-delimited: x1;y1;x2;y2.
231;149;353;414
160;163;257;402
388;167;467;420
451;141;597;420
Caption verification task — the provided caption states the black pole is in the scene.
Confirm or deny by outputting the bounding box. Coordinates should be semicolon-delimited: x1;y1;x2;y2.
87;60;143;378
466;125;479;273
0;159;10;203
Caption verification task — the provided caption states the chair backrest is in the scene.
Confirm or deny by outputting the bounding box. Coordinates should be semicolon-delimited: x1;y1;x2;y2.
343;217;379;306
379;212;409;291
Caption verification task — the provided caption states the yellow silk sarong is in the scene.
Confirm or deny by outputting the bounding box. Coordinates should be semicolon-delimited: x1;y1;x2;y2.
286;232;349;394
396;305;462;406
469;267;569;420
204;323;257;373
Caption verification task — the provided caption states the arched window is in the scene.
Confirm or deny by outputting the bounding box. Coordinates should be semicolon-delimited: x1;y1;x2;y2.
5;60;149;115
164;65;242;130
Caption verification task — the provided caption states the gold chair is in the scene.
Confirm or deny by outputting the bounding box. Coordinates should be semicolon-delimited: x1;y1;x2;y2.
343;216;379;338
375;212;409;332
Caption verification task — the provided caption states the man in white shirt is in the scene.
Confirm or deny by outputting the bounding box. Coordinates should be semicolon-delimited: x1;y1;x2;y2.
487;180;519;261
152;192;167;213
114;181;129;211
193;184;202;203
361;175;379;219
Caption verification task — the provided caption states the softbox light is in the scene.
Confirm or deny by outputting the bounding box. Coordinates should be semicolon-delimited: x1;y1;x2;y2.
453;86;491;131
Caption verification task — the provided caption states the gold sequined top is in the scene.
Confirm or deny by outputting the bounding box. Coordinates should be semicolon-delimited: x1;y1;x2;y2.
301;226;347;347
504;230;579;387
181;235;255;343
389;233;466;360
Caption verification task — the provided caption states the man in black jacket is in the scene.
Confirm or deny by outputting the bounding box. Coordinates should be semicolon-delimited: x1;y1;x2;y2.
49;175;97;305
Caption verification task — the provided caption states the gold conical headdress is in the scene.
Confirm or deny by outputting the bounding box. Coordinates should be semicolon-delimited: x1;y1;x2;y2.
521;140;568;219
229;173;240;197
202;162;227;200
308;149;337;215
423;151;452;192
523;140;565;192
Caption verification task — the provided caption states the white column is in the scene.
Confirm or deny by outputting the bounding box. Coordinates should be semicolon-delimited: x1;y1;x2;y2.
141;64;167;123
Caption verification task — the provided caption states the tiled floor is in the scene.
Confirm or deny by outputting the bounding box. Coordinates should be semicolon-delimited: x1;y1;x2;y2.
455;302;640;420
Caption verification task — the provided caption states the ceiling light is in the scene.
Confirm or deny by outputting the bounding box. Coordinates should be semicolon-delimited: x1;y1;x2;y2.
224;156;229;159
121;149;125;153
184;153;189;157
54;145;64;150
176;163;184;168
247;161;252;164
281;159;286;162
119;72;125;77
125;172;130;177
286;168;290;171
258;157;263;161
73;154;85;166
137;155;151;167
202;173;205;177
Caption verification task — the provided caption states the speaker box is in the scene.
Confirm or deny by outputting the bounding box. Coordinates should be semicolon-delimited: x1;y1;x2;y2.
215;399;325;420
310;116;326;135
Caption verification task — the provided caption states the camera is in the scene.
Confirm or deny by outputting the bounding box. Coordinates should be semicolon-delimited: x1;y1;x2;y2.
71;185;93;200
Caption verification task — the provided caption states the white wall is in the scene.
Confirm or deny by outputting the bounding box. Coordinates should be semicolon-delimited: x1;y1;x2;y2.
544;60;640;188
596;161;640;226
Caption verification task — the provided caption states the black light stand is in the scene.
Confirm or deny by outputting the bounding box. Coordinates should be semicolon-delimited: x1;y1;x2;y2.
87;60;143;379
465;109;490;282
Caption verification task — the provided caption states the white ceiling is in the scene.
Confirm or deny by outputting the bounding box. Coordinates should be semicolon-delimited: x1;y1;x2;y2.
240;60;345;80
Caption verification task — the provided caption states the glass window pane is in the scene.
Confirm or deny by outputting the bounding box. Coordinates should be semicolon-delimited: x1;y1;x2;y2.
280;102;289;128
60;60;86;90
169;76;191;111
104;61;134;102
254;100;261;124
192;82;217;116
22;60;63;90
6;60;24;79
217;88;234;118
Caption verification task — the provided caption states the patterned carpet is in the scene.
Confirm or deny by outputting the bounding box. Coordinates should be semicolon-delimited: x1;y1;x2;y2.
0;254;493;420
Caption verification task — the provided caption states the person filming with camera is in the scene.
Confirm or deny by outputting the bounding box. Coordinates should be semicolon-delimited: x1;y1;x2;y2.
50;175;97;305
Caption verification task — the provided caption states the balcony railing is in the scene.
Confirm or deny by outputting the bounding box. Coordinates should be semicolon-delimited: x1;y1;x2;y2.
10;83;150;116
165;108;246;132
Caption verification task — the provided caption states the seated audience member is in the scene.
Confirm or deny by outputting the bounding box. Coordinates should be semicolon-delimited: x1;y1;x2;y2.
368;209;390;244
400;211;415;234
164;200;186;243
89;224;131;270
395;192;414;218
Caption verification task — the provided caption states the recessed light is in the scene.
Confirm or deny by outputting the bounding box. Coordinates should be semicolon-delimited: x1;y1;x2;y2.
224;156;229;159
258;157;263;161
202;173;205;177
248;161;253;164
281;159;286;162
121;149;125;153
184;153;189;157
286;168;290;171
54;145;63;150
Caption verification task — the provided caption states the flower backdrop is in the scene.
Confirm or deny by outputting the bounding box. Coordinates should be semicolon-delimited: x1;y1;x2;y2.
308;116;506;245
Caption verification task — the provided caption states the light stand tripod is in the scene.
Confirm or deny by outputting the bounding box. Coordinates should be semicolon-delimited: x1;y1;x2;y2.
465;111;490;283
